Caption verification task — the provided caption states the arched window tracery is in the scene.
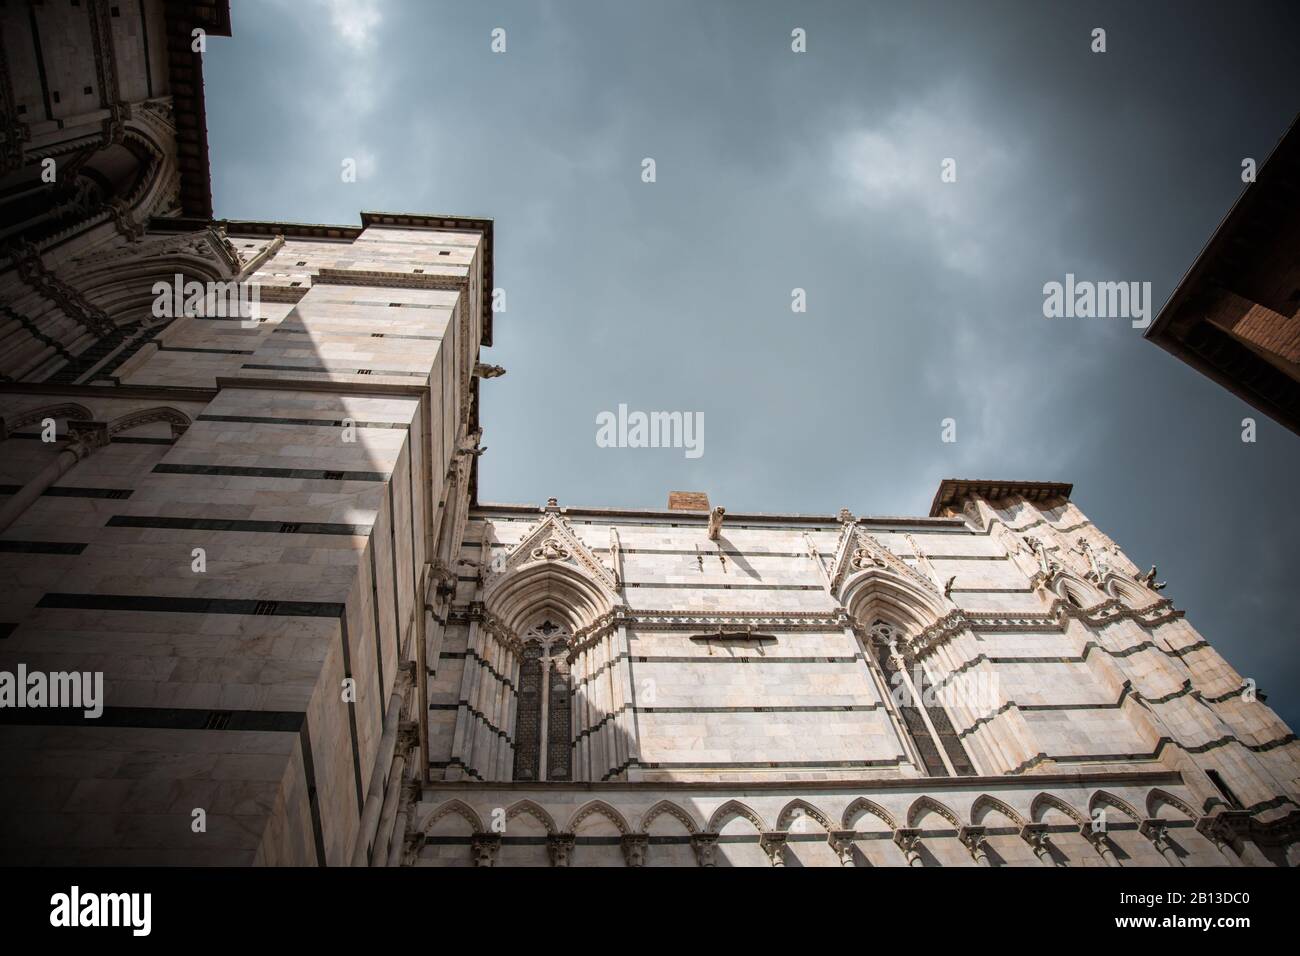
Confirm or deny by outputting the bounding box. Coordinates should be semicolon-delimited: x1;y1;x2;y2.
512;618;573;782
867;620;976;778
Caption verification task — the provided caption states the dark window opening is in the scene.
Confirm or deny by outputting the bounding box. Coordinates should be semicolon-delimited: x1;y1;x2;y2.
1205;768;1243;809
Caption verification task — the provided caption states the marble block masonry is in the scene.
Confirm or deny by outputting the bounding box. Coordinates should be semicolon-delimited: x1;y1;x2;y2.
0;0;1296;866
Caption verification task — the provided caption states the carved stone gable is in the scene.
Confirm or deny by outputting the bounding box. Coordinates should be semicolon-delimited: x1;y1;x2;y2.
483;512;618;595
830;524;943;600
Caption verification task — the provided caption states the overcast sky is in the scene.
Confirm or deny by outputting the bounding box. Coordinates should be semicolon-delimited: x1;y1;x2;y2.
206;0;1300;726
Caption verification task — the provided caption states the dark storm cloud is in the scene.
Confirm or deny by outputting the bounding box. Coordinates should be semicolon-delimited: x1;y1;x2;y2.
206;0;1300;724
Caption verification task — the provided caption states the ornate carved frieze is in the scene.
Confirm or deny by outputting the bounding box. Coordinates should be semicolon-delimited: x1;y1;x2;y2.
622;608;852;632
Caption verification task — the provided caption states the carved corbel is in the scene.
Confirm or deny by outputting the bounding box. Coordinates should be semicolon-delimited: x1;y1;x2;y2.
66;420;110;460
759;831;788;867
827;829;858;866
547;832;576;867
470;832;501;867
1019;823;1055;864
893;827;924;866
620;833;649;867
395;722;420;757
1140;818;1182;865
691;832;719;867
958;825;990;865
429;559;458;601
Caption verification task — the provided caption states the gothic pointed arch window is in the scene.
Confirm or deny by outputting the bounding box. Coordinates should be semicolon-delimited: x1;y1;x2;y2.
512;618;573;782
868;620;976;777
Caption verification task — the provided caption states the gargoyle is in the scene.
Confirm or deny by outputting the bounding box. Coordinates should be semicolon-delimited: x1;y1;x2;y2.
707;506;725;540
456;429;487;457
1137;566;1166;591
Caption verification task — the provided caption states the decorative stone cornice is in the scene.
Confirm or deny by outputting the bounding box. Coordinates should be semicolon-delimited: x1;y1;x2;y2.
314;267;465;292
906;609;970;659
620;608;852;632
929;478;1073;518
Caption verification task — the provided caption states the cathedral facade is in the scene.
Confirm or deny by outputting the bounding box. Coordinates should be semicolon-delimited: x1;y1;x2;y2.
0;2;1297;867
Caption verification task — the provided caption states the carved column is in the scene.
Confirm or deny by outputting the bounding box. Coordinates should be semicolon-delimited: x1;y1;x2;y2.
0;420;107;533
621;833;649;867
691;832;719;867
372;722;419;865
958;825;991;866
614;622;638;776
385;779;422;867
351;666;415;866
448;615;482;780
893;827;925;867
1081;826;1121;867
